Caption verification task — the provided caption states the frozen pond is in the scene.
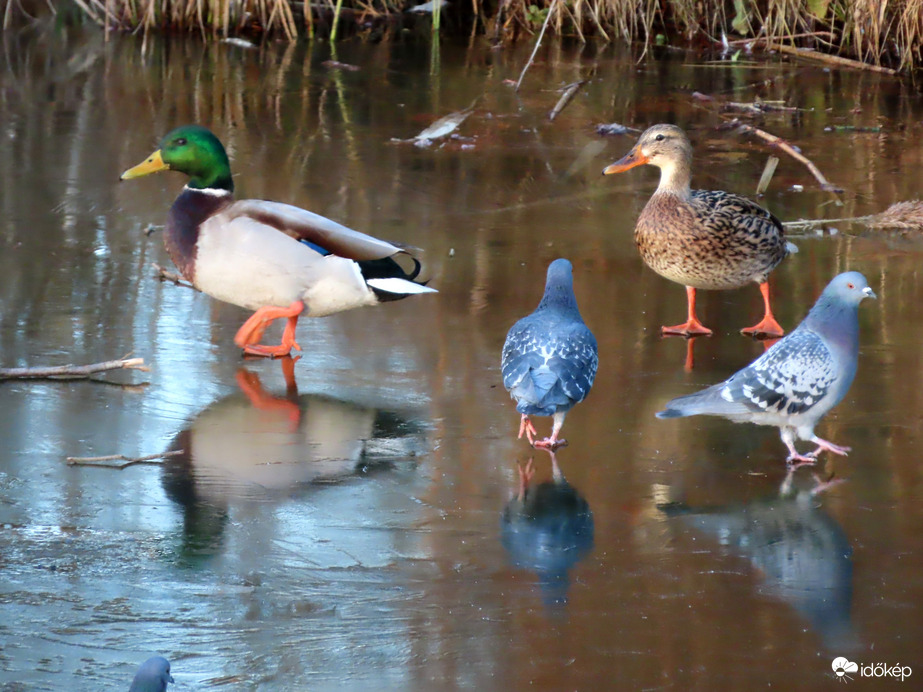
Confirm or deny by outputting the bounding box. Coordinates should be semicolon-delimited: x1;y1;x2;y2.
1;26;922;689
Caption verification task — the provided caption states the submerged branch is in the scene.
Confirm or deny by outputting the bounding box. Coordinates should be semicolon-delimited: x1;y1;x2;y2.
66;449;183;469
0;358;148;381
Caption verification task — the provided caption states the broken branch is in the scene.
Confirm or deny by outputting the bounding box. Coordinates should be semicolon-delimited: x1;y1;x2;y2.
548;79;587;121
732;121;843;194
66;449;183;469
153;262;195;288
723;101;802;114
767;43;897;75
515;0;558;92
725;31;836;47
784;201;923;231
0;358;148;381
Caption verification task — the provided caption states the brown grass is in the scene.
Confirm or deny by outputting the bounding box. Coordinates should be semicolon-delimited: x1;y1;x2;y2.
54;0;923;72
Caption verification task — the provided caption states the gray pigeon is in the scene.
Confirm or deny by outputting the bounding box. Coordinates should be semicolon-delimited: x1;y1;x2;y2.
501;259;598;449
129;656;174;692
657;272;875;462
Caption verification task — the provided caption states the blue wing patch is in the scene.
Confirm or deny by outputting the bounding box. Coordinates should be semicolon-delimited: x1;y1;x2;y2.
299;238;332;255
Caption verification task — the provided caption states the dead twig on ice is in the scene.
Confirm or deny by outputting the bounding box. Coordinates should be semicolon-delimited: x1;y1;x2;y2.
153;262;195;289
784;201;923;231
732;120;843;194
0;358;148;381
66;450;184;469
548;79;588;121
766;43;897;76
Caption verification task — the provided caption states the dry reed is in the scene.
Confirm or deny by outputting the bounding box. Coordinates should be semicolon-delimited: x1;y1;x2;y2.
47;0;923;72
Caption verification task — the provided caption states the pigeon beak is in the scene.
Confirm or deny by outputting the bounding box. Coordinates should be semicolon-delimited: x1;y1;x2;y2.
603;145;649;175
862;286;877;300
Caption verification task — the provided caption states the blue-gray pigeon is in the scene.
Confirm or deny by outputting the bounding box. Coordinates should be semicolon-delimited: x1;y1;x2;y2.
129;656;174;692
501;259;598;449
656;271;875;463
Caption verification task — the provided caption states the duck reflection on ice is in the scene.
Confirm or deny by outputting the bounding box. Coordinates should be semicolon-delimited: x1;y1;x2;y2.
160;359;428;555
501;450;594;606
660;469;855;651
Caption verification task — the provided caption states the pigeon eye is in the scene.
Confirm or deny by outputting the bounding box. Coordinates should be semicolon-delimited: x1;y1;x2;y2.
847;282;855;289
655;134;665;142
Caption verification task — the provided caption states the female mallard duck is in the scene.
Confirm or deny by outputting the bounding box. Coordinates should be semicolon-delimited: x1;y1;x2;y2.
603;124;794;338
121;125;436;357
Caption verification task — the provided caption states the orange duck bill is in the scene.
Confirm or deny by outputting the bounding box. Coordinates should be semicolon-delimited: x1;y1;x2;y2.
603;146;649;174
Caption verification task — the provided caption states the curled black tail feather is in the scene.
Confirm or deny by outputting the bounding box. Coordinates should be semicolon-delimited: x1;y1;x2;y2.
359;255;429;302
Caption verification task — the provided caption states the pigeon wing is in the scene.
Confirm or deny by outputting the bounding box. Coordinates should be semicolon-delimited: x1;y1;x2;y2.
720;329;837;416
547;324;598;404
501;321;598;409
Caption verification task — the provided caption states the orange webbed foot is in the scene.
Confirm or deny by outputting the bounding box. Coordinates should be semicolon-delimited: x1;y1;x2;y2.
661;319;713;337
741;315;785;339
743;282;785;338
233;301;304;357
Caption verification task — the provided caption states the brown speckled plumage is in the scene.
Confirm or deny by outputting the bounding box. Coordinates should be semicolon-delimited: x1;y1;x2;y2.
638;188;788;290
605;124;793;338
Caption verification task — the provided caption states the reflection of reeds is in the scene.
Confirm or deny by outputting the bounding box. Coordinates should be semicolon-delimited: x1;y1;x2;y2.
62;0;923;71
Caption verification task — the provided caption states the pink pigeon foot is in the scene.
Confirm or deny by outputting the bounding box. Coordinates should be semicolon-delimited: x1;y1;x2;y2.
533;436;568;451
809;437;851;458
518;415;538;445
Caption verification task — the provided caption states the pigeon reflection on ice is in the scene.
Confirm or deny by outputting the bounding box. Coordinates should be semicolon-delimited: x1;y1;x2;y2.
501;450;594;606
657;272;876;463
160;359;428;555
659;469;856;651
129;656;174;692
501;259;598;450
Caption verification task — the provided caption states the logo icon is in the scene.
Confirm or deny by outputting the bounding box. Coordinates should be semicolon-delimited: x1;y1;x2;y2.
832;657;859;683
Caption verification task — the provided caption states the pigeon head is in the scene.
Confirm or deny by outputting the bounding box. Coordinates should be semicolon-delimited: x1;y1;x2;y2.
129;656;174;692
537;259;578;312
804;271;875;335
816;272;876;308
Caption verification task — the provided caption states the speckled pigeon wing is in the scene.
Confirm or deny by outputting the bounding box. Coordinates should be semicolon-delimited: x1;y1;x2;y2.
550;325;598;403
720;329;836;416
502;319;540;392
501;321;598;405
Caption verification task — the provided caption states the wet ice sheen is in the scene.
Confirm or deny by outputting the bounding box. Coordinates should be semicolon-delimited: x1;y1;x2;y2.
0;26;921;691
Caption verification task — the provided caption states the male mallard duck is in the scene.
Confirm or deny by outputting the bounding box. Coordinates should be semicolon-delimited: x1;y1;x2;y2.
603;124;794;338
121;125;436;357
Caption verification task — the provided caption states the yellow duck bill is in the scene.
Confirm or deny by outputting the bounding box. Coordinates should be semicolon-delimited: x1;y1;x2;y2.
120;149;169;180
